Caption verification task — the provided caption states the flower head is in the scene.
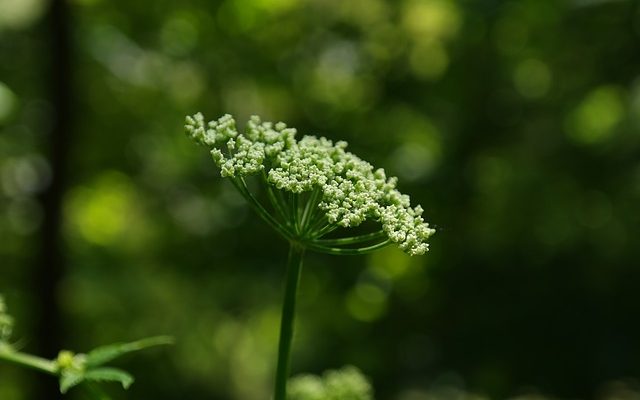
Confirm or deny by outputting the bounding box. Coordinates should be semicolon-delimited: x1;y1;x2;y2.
185;113;435;256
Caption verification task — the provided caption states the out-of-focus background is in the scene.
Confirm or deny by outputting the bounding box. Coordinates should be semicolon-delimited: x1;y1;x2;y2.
1;0;640;399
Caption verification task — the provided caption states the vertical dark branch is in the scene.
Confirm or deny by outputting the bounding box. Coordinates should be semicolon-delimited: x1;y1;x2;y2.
33;0;72;398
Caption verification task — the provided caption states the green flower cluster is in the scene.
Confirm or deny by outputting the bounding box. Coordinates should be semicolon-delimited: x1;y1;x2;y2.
185;113;434;255
288;366;373;400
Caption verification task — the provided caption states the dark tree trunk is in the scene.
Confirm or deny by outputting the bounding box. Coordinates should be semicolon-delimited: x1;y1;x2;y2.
33;0;72;398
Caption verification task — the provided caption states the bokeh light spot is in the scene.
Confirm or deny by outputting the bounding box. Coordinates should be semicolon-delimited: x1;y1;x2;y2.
338;0;389;27
0;0;45;30
384;107;442;180
629;78;640;125
566;86;625;144
160;13;199;56
71;0;101;6
493;14;529;55
166;62;206;105
253;0;299;13
402;0;461;41
0;82;17;123
302;41;376;111
513;59;552;99
368;246;412;280
1;155;51;197
217;0;254;33
217;0;298;33
7;198;42;235
65;172;144;247
409;40;449;81
390;142;437;182
346;282;388;322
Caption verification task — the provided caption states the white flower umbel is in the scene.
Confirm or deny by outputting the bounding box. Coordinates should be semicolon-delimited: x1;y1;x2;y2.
186;112;436;400
185;113;435;256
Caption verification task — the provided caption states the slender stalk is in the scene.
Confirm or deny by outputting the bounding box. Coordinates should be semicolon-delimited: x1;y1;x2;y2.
315;230;386;246
0;347;57;375
290;193;300;234
311;222;339;239
305;215;329;237
274;242;305;400
230;178;293;240
303;199;327;235
275;188;292;222
269;187;292;227
262;171;291;228
300;187;321;231
305;239;392;255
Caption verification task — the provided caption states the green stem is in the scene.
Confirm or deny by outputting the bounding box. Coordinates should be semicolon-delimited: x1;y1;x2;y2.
230;178;294;240
305;239;392;255
274;242;305;400
305;215;329;237
275;188;292;222
262;171;291;228
300;187;321;232
315;230;386;246
311;222;339;239
290;193;300;234
0;346;57;375
304;200;326;235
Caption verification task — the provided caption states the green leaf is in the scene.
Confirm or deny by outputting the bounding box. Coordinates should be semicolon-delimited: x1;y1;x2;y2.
85;336;173;367
60;370;85;394
84;367;134;390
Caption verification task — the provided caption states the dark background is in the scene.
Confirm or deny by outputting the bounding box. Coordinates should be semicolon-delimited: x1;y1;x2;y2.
1;0;640;399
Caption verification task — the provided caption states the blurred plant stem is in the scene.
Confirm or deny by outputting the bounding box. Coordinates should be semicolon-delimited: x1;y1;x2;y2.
0;335;172;397
0;346;56;375
274;242;305;400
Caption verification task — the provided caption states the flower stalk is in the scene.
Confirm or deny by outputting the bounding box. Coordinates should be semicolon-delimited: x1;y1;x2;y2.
185;113;435;399
274;242;305;400
0;346;57;375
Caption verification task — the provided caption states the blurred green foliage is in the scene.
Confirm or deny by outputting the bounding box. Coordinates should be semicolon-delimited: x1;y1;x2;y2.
288;366;373;400
1;0;640;399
